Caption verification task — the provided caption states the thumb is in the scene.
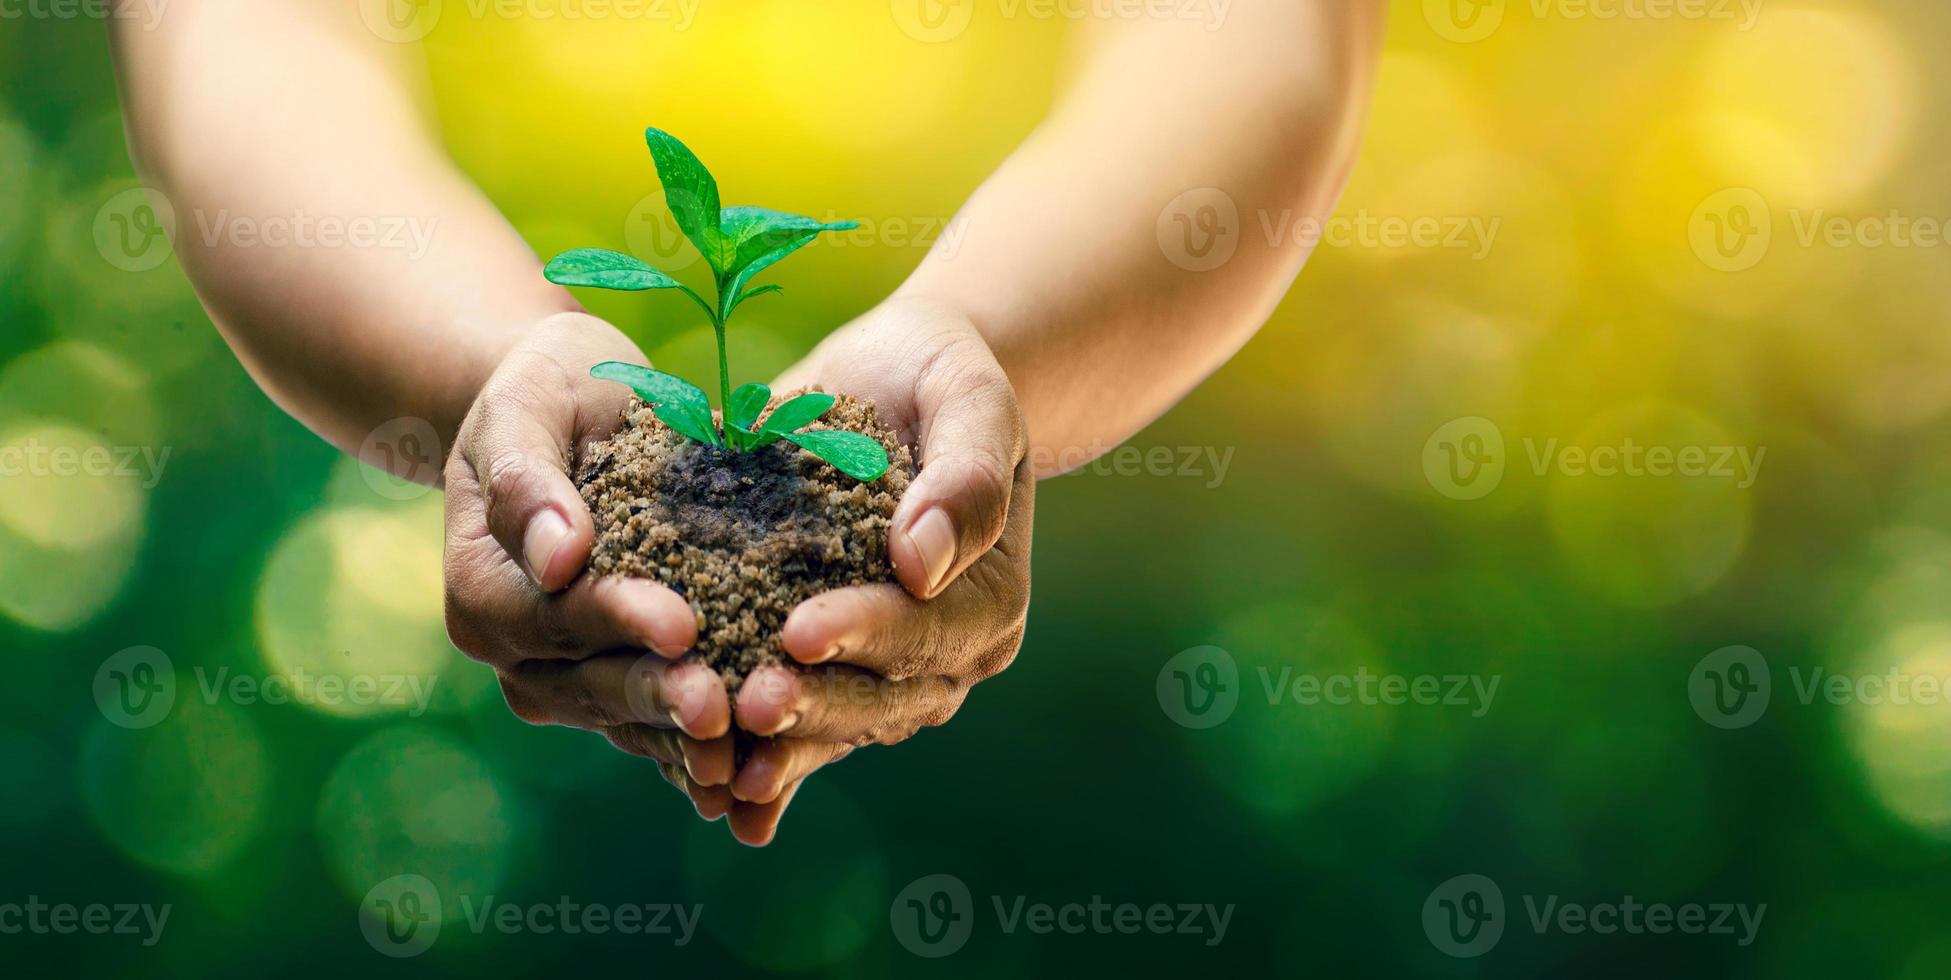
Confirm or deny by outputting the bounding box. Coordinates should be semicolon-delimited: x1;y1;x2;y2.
889;357;1027;600
465;367;599;594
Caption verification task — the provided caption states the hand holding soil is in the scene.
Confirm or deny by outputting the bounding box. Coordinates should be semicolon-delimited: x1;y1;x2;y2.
672;299;1035;837
441;313;736;790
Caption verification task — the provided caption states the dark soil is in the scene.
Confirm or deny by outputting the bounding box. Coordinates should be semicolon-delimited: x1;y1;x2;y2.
575;389;916;696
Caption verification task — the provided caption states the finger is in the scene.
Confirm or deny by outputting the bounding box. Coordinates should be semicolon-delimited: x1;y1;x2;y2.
683;734;736;787
511;654;730;738
727;778;804;847
731;739;854;805
446;547;698;665
604;724;682;765
464;348;624;593
734;663;965;744
781;458;1033;677
888;344;1027;599
781;580;995;678
656;762;734;821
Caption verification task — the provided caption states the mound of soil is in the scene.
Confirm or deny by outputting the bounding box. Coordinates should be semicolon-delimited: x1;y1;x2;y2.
575;390;916;695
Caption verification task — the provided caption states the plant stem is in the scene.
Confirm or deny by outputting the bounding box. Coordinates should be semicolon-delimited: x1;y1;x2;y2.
712;315;730;444
712;274;732;448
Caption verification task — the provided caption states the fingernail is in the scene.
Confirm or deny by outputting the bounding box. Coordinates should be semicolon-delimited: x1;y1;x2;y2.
522;509;570;586
904;507;957;595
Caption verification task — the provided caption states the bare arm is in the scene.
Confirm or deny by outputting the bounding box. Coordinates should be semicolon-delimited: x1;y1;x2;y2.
892;0;1383;471
109;0;579;474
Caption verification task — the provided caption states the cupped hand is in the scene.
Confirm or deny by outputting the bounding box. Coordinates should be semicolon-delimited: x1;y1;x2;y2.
441;312;739;811
711;296;1036;843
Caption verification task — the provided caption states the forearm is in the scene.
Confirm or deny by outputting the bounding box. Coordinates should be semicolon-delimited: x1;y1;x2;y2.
109;1;575;474
896;1;1381;472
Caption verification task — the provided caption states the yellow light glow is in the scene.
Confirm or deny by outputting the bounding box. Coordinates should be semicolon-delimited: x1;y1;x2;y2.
1696;7;1914;204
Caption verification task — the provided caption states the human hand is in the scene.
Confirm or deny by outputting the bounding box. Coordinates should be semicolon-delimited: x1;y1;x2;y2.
441;313;740;809
694;297;1035;842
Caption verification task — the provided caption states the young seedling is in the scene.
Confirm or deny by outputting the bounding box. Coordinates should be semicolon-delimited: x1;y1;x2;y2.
544;128;890;482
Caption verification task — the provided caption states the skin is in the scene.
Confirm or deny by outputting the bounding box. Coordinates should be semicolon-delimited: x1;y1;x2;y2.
110;1;1380;845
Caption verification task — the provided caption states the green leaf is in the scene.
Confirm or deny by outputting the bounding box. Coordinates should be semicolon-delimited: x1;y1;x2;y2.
726;382;771;449
754;392;836;448
723;283;783;319
722;232;818;314
782;429;890;482
544;249;681;291
717;207;857;282
644;129;722;265
589;361;719;446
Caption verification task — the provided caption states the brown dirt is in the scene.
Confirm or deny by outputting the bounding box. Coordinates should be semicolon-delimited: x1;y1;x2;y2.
574;389;916;696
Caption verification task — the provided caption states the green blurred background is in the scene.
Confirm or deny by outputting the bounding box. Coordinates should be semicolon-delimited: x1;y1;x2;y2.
4;1;1950;976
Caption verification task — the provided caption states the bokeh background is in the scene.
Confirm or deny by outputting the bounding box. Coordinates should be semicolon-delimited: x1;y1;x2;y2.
4;0;1950;976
